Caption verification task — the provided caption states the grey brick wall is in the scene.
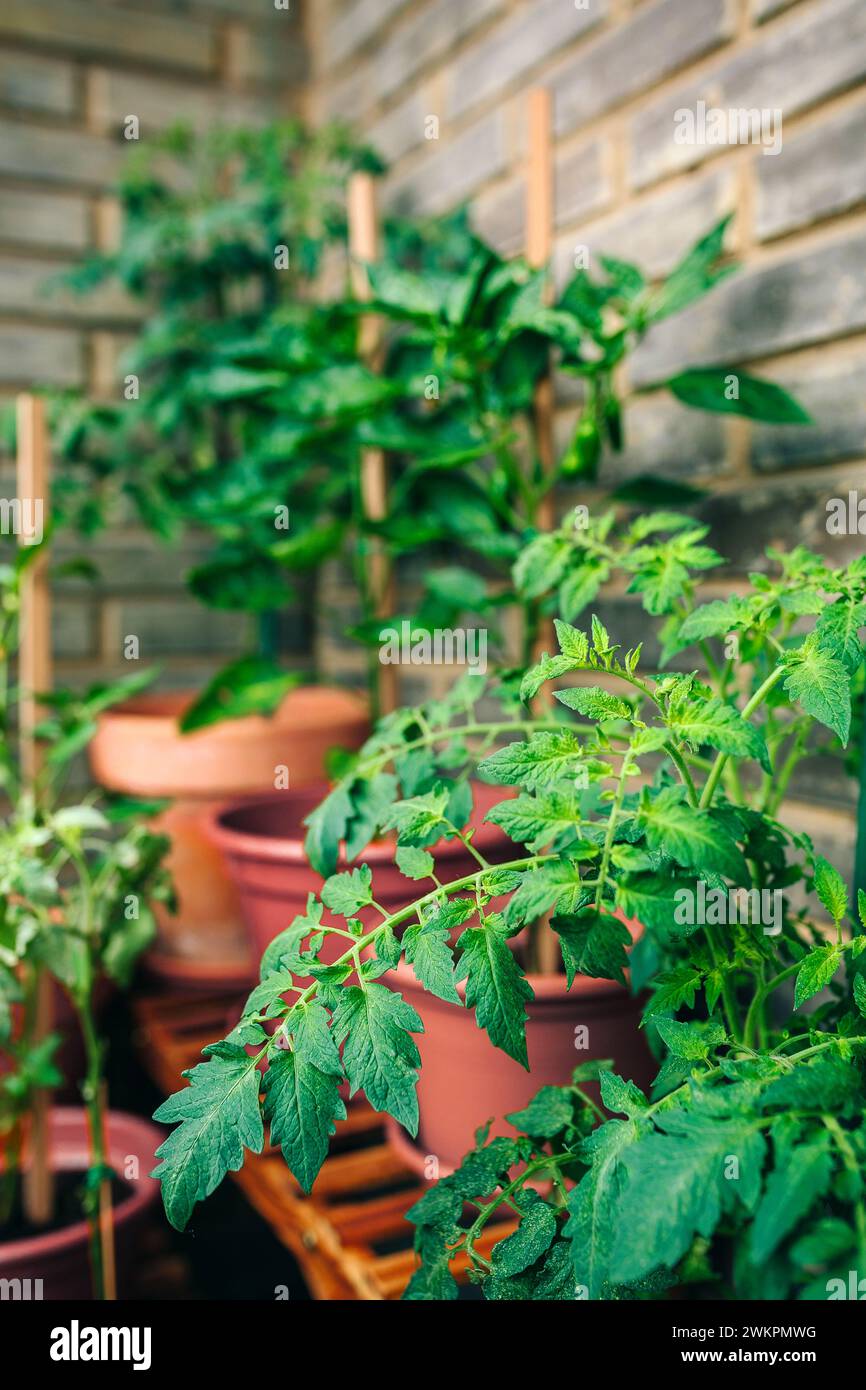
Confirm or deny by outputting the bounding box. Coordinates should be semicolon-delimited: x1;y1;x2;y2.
0;0;305;688
309;0;866;849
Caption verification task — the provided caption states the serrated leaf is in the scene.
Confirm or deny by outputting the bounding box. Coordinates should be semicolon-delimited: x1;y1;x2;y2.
513;532;571;600
262;1049;346;1193
784;635;851;745
762;1055;859;1112
611;1112;766;1284
643;965;703;1019
615;874;687;935
816;598;866;673
332;983;423;1134
490;1193;557;1276
554;685;632;721
750;1135;833;1263
381;788;450;846
794;944;842;1009
666;696;770;773
152;1041;265;1231
478;729;586;790
679;597;753;643
395;846;436;881
519;651;577;704
321;864;373;917
303;784;353;877
455;919;533;1067
564;1119;639;1298
552;909;631;986
485;785;589;848
636;787;746;879
656;1017;726;1061
553;618;589;662
600;1071;649;1119
854;974;866;1019
506;1085;573;1139
402;899;469;1004
813;856;848;923
505;857;595;926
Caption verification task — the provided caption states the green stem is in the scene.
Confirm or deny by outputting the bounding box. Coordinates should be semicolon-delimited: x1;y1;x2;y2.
699;666;786;810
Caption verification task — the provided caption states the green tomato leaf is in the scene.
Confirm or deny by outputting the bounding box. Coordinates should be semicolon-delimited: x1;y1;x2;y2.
455;918;533;1067
152;1041;265;1232
332;983;423;1134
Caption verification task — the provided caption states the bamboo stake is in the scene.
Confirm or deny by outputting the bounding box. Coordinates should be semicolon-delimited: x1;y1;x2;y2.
526;88;557;613
347;172;398;717
526;92;561;977
17;393;55;1224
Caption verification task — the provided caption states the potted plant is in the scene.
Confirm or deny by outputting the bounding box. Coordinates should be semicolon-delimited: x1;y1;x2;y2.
47;121;389;985
0;555;171;1299
360;212;812;667
150;522;865;1283
201;210;812;975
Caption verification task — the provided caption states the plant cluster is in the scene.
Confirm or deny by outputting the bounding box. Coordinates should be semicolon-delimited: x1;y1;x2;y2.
32;124;809;721
0;545;172;1296
152;518;866;1301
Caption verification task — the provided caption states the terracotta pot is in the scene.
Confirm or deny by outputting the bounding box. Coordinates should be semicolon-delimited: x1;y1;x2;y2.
385;960;655;1177
0;1107;162;1299
87;685;369;987
208;780;514;968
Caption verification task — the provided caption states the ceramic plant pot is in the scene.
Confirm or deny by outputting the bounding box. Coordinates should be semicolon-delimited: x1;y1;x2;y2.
208;780;513;968
87;685;369;989
0;1107;162;1299
385;960;655;1177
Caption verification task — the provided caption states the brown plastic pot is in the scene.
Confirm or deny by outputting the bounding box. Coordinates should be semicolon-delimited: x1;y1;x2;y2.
87;685;369;988
208;780;514;967
385;957;655;1177
0;1107;162;1299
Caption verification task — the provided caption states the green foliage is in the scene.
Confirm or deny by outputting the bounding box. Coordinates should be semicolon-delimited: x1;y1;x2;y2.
151;516;866;1307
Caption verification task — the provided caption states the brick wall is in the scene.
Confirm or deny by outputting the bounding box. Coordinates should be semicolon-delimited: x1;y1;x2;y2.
308;0;866;873
0;0;305;691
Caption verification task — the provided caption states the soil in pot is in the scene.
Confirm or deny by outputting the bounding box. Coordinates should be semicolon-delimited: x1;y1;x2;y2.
386;956;656;1178
209;779;514;969
0;1107;162;1299
88;685;369;988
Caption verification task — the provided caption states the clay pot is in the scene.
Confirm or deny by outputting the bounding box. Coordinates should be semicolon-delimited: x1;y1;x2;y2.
208;780;513;967
0;1107;162;1299
87;685;369;988
386;960;655;1177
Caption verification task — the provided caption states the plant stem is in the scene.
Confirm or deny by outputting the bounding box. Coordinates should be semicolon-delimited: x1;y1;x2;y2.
79;999;109;1301
699;666;786;810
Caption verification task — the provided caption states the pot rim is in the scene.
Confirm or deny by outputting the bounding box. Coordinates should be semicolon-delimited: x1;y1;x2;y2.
93;683;369;743
0;1107;162;1268
389;953;629;1001
206;781;507;868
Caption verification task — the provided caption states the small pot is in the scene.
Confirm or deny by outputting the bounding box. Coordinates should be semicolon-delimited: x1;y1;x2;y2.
209;780;514;967
385;959;655;1177
0;1107;162;1299
88;685;369;988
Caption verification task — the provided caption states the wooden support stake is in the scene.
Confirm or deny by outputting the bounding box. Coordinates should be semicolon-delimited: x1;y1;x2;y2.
16;393;55;1225
347;172;398;717
526;92;561;977
527;88;556;543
